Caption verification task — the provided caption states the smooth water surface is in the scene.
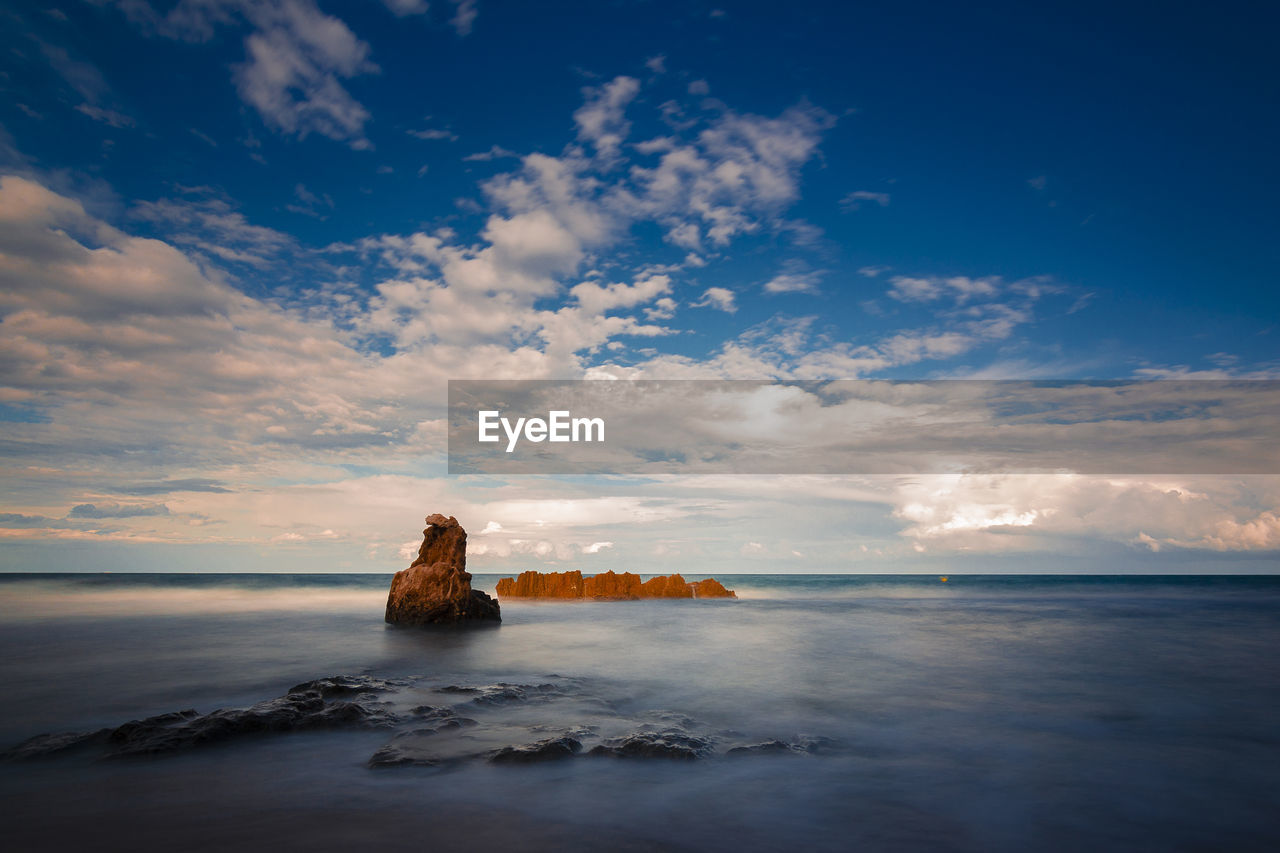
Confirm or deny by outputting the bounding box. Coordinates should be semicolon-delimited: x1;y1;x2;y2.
1;573;1277;851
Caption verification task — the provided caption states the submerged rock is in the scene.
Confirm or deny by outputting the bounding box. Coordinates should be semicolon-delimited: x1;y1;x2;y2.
8;676;402;760
726;740;798;756
495;570;735;600
488;736;582;764
385;514;501;625
7;672;841;771
587;730;714;760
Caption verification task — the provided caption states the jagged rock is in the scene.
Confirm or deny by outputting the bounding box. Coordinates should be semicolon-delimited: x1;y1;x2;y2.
5;728;112;760
640;573;693;598
587;730;714;760
726;740;798;756
385;515;500;625
9;677;402;760
495;569;587;598
411;513;468;570
585;570;644;598
488;736;582;764
495;570;735;600
689;577;736;598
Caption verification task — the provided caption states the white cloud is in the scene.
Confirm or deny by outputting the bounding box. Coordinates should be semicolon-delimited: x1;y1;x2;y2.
574;75;641;159
887;275;1000;304
234;4;376;147
570;275;671;315
764;270;821;294
113;1;378;147
693;287;737;313
12;72;1238;571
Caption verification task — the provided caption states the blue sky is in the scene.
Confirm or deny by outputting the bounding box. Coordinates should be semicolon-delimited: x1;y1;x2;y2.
1;0;1278;573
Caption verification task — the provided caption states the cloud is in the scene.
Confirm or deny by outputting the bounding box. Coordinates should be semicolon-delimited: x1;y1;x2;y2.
409;127;458;141
764;270;821;294
627;102;835;248
113;1;378;147
570;275;671;315
450;0;478;36
887;275;1000;304
463;145;518;162
583;541;613;554
574;75;641;159
114;479;234;495
235;3;377;147
75;104;136;128
839;190;889;211
131;189;297;267
888;473;1280;554
4;74;1171;569
693;287;737;313
68;503;170;519
382;0;429;16
37;40;110;103
0;175;420;476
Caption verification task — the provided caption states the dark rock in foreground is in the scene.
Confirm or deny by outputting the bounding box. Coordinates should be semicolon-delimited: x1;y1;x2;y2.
495;570;736;600
489;736;583;764
6;673;837;769
587;730;715;760
6;676;402;760
385;514;500;625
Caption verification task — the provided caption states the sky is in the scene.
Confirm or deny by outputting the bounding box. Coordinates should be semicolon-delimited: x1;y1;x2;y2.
0;0;1278;574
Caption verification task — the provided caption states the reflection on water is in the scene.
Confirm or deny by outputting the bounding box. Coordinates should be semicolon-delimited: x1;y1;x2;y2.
1;574;1278;851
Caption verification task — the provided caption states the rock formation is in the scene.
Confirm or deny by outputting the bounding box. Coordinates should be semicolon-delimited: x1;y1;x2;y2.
495;570;735;600
385;514;501;625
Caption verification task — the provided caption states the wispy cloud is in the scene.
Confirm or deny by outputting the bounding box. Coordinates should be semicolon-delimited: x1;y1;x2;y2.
839;190;889;211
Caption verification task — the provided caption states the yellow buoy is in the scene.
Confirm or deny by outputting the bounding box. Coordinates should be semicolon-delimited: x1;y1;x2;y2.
939;576;948;582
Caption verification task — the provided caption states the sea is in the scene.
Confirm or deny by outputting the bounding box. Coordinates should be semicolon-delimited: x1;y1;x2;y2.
0;573;1277;852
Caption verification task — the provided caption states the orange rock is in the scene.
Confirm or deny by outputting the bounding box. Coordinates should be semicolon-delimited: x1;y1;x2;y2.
688;578;736;599
640;573;693;598
496;570;734;600
386;515;500;625
583;570;643;599
496;570;585;598
410;513;468;571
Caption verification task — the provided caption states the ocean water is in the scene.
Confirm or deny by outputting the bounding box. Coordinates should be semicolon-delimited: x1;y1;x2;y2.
1;573;1278;851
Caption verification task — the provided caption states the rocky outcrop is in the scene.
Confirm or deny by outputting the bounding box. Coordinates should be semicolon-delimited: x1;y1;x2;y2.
495;570;735;600
410;512;468;571
488;736;582;764
640;574;693;598
7;673;840;767
6;676;402;760
587;731;714;760
688;578;734;598
385;515;500;625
